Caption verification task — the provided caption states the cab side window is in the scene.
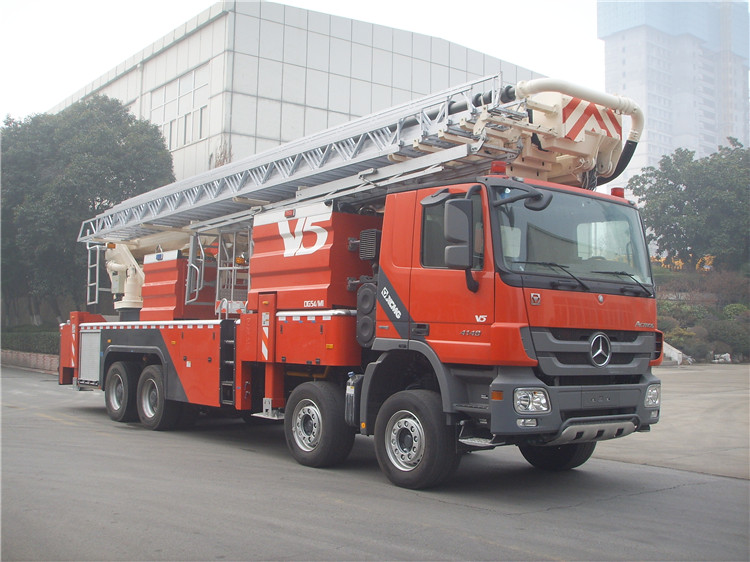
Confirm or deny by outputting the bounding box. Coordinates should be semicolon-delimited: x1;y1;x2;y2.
421;194;483;269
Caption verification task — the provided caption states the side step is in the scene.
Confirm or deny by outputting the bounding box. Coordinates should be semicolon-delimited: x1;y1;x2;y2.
251;397;284;420
220;380;235;405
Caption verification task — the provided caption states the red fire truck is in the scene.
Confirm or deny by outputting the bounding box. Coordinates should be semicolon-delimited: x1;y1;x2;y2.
59;76;662;488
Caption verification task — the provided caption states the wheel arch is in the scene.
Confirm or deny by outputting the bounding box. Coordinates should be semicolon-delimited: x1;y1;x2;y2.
360;339;468;435
101;346;165;389
102;345;187;402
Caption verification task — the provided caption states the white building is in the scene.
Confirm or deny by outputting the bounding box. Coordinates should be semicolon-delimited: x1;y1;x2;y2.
598;0;749;177
52;1;543;181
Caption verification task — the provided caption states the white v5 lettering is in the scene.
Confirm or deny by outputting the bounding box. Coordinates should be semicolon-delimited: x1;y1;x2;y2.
279;212;331;257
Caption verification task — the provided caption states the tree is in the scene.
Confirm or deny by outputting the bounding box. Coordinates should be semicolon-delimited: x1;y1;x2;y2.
629;139;749;271
1;96;174;324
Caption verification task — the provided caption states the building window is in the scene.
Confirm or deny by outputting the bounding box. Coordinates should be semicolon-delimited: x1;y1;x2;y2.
151;64;209;148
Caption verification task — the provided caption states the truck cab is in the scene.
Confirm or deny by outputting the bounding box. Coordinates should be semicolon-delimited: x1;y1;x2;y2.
350;172;661;486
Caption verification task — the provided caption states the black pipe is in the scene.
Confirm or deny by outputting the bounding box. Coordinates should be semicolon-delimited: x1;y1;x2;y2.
597;139;637;185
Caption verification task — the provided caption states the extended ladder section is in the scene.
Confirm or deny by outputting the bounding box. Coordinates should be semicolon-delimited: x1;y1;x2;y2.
80;74;644;312
77;74;643;246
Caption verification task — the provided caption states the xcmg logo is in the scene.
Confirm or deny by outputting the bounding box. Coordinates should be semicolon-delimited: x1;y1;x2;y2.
278;210;332;257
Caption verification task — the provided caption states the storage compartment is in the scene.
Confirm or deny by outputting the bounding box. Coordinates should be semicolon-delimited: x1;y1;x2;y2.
275;311;360;366
248;205;382;311
141;252;217;321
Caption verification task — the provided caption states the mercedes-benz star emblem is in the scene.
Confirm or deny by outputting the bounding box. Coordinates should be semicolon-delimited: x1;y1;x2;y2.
589;332;612;367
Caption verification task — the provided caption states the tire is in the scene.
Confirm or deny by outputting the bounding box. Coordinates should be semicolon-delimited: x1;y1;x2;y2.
136;365;181;431
374;390;460;489
518;442;597;471
104;361;140;422
284;381;355;468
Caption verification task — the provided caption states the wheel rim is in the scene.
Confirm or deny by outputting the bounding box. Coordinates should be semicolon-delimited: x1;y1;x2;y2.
385;409;425;472
292;398;321;452
140;378;158;419
109;374;124;411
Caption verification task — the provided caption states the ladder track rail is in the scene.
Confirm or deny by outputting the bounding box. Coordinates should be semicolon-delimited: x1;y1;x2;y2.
77;73;643;245
78;75;505;244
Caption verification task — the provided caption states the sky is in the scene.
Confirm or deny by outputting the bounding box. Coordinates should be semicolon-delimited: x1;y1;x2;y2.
0;0;603;119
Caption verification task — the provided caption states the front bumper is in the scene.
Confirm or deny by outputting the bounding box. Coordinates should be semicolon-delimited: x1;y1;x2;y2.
488;369;660;445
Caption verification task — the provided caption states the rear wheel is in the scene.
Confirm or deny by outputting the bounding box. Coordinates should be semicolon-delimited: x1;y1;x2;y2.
136;365;181;431
518;442;597;471
374;390;460;489
284;381;355;467
105;361;140;422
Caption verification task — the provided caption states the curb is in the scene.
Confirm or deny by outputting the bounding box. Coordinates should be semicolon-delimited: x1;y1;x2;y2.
1;350;59;374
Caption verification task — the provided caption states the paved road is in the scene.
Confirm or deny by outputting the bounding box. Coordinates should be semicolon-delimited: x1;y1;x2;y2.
2;364;748;561
595;364;749;479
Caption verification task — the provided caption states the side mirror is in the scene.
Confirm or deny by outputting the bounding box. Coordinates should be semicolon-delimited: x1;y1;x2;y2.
444;199;473;270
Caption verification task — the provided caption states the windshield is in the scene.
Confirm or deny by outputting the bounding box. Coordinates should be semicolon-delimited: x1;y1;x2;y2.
492;183;652;286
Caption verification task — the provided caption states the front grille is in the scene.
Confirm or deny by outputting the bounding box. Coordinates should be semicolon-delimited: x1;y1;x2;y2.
555;352;636;366
549;328;639;343
530;327;655;382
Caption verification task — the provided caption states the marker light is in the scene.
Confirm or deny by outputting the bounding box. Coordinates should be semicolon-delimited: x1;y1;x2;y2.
490;161;507;174
645;384;661;407
611;187;626;198
514;388;551;413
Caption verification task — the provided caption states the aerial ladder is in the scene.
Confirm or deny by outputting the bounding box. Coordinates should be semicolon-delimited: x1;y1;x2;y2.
80;74;643;316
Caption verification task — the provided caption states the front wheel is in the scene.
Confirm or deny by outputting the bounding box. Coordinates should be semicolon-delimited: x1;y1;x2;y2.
284;381;355;468
518;442;597;471
136;365;181;431
374;390;460;489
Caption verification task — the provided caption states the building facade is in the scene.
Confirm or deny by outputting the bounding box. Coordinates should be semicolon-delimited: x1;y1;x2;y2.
52;1;541;181
597;0;749;176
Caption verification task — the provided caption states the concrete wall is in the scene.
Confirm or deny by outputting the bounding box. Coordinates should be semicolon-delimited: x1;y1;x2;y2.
1;350;59;374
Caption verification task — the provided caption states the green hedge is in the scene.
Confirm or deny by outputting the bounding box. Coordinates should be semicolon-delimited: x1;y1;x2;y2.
2;331;60;355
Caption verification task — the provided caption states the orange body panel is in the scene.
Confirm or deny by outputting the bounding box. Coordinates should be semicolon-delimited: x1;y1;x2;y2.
522;288;657;332
248;209;382;311
160;324;222;407
141;257;216;321
59;311;105;384
235;313;259;363
375;191;416;341
276;313;360;366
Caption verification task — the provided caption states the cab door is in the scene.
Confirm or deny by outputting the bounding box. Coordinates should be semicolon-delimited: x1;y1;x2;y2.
408;185;495;364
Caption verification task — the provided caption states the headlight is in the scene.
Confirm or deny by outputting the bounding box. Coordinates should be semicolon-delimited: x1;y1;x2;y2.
514;388;550;413
645;384;661;407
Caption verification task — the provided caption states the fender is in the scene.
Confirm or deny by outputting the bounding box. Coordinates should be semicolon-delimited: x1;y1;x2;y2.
359;338;469;434
102;344;188;403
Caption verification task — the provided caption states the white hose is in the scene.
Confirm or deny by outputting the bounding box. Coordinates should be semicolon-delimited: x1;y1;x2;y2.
514;78;644;142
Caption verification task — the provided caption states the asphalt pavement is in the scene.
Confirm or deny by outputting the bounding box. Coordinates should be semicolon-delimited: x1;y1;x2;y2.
594;364;749;479
1;363;748;561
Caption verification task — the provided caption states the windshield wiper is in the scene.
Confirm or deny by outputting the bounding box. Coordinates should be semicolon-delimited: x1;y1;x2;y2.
513;261;590;291
592;270;653;297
